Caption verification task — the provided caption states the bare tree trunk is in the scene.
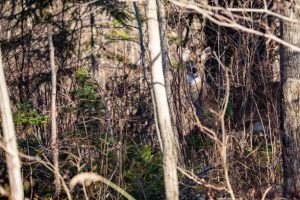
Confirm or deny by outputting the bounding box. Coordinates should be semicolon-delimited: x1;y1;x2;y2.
133;2;163;151
145;0;179;199
156;0;171;98
0;47;24;200
280;1;300;198
47;25;61;196
156;0;184;163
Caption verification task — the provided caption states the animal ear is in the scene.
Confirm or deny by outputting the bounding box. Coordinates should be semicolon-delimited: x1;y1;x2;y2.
203;47;211;55
201;47;211;61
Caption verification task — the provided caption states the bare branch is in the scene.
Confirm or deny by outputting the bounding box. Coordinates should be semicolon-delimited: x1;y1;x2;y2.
170;0;300;52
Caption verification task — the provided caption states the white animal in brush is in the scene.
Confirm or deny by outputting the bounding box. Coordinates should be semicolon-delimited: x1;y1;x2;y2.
183;47;211;87
187;64;202;85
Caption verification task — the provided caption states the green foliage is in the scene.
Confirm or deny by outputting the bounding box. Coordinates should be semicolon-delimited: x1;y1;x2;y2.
71;68;106;139
14;102;49;126
140;145;153;163
111;29;132;40
111;21;121;27
75;83;98;101
124;144;164;199
168;33;181;45
18;134;42;156
75;67;90;80
18;134;55;198
111;10;132;25
170;36;181;45
73;68;103;110
170;59;180;68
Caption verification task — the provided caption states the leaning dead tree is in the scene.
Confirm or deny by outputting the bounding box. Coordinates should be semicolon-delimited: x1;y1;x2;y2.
145;0;179;199
0;47;24;199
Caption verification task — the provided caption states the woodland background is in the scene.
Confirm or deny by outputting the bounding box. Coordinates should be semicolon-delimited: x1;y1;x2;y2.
0;0;299;199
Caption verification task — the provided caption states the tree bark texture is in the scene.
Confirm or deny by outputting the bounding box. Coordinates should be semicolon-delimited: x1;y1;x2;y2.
156;0;183;164
280;0;300;198
0;47;24;200
47;25;61;196
146;0;179;199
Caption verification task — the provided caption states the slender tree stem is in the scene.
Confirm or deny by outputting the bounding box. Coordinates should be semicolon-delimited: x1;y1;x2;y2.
47;24;61;196
146;0;179;199
0;46;24;200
